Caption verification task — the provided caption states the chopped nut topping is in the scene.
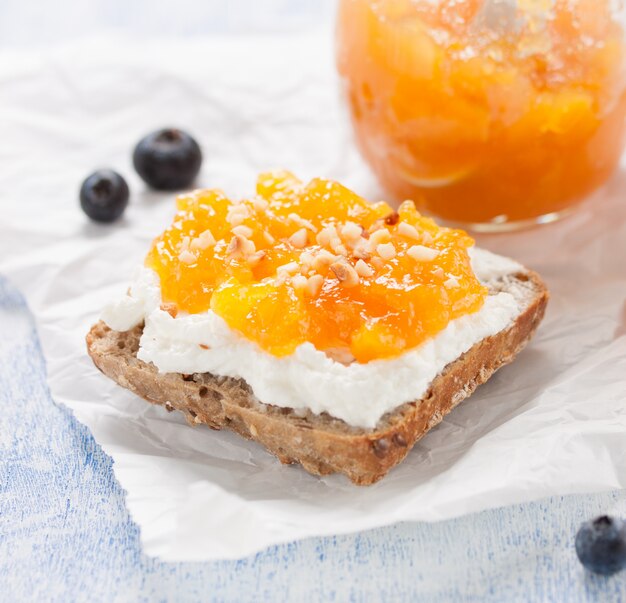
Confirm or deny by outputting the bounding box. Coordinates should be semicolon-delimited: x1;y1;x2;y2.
369;228;391;248
376;242;397;260
352;242;371;260
288;213;315;232
422;231;434;245
247;250;266;267
306;274;324;297
190;229;216;250
151;173;485;364
324;347;356;365
444;275;460;288
407;245;439;262
226;204;250;226
369;219;385;233
312;249;337;272
178;249;197;264
300;251;314;267
232;224;253;238
291;274;308;291
277;261;299;275
227;234;255;258
330;261;360;287
397;222;421;240
160;302;178;318
253;197;269;212
341;221;362;242
355;259;374;277
333;243;349;257
316;225;338;247
289;228;308;249
399;200;418;214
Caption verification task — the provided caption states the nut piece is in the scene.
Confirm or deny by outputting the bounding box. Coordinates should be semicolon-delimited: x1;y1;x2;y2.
306;274;324;297
160;302;178;318
355;259;374;278
422;231;434;245
232;224;253;238
291;274;308;291
247;250;266;267
312;249;337;272
178;250;197;264
226;203;250;226
444;275;460;288
398;200;419;215
407;245;439;262
227;234;255;258
397;222;421;240
289;228;308;249
253;197;269;212
277;261;299;275
352;243;371;260
190;229;216;250
332;243;349;257
376;242;397;260
330;261;360;287
289;213;315;232
316;225;338;247
369;228;391;247
341;221;362;242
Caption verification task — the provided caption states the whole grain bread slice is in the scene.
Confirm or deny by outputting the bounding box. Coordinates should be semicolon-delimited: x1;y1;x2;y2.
86;268;548;485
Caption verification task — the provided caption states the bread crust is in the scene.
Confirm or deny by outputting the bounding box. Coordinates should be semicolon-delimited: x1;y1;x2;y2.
86;270;548;485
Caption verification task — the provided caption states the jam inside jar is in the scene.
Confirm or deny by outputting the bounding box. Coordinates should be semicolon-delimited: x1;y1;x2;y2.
337;0;626;230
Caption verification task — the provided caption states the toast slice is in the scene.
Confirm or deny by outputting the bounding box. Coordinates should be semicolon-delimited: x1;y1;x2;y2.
86;263;548;485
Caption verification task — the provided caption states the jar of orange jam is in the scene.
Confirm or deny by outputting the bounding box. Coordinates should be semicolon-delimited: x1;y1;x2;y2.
337;0;626;230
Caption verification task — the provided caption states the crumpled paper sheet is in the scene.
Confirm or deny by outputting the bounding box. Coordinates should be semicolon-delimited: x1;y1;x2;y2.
1;33;625;562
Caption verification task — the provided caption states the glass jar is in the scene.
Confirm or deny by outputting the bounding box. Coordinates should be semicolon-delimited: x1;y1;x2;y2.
336;0;626;230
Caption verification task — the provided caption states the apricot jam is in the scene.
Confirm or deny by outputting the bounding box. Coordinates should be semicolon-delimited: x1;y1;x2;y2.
337;0;626;227
146;172;486;363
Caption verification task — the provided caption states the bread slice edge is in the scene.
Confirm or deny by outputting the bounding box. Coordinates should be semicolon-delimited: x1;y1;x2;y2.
86;269;548;485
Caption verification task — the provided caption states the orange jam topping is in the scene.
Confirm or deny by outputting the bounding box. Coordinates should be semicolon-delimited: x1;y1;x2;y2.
146;172;487;363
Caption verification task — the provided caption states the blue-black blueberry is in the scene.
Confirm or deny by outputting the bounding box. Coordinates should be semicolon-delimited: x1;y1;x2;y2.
133;128;202;191
80;169;129;223
575;515;626;575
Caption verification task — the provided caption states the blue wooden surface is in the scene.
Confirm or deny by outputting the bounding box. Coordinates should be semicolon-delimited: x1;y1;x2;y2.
1;274;626;602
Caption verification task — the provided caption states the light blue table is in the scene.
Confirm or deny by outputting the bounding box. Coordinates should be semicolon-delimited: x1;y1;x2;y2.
1;274;626;602
1;1;626;600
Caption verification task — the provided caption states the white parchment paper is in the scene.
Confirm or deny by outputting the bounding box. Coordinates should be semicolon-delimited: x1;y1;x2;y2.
1;34;625;561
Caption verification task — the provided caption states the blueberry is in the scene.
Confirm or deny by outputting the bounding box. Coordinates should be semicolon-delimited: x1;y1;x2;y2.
80;169;129;223
575;515;626;575
133;128;202;191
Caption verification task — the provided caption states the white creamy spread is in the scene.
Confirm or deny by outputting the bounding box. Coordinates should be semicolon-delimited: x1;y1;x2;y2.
101;248;523;429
